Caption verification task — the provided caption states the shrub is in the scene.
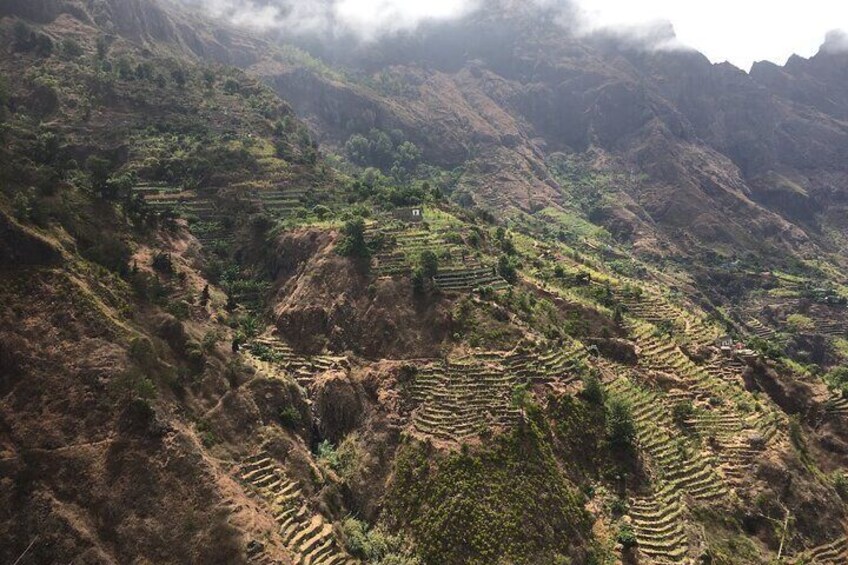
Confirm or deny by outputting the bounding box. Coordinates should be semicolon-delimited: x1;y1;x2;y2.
617;523;637;549
201;329;220;352
610;498;627;516
789;414;806;453
152;252;174;274
129;337;156;368
342;517;417;563
12;191;33;221
82;238;132;275
184;340;206;375
672;401;694;428
581;374;605;405
786;314;815;332
317;440;342;472
833;472;848;500
511;383;531;409
279;406;301;429
411;267;426;295
312;204;332;220
111;368;156;401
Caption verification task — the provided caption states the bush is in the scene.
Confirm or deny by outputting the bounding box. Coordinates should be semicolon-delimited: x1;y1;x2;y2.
788;414;806;453
317;440;342;472
312;204;332;220
617;523;637;549
12;191;33;221
581;374;605;405
129;337;157;369
82;238;132;275
786;314;815;332
152;252;174;274
672;401;694;428
342;517;417;563
279;406;301;429
184;340;206;375
610;498;627;516
411;267;426;295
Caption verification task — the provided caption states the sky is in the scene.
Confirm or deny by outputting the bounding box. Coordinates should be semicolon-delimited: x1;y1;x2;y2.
575;0;848;70
195;0;848;71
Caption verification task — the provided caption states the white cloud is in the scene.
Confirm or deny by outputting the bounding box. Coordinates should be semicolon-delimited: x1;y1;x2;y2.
570;0;848;70
187;0;848;69
334;0;480;38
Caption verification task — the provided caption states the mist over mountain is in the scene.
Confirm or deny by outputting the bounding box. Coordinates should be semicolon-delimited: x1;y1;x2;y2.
3;1;848;564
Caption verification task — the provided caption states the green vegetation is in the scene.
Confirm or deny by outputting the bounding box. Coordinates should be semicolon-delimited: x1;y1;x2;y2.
337;218;371;258
581;374;605;405
606;398;636;453
386;422;590;565
341;517;420;564
786;313;815;332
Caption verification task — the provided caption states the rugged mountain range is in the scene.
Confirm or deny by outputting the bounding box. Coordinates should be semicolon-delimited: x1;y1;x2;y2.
3;1;848;564
250;1;848;264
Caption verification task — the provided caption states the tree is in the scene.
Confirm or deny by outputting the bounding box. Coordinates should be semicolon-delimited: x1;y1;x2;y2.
61;38;84;59
337;218;370;258
152;252;174;274
13;22;34;51
223;78;240;94
419;250;439;279
672;401;694;428
96;36;109;59
200;284;210;306
202;68;216;89
104;172;135;201
171;67;187;88
86;155;112;195
35;34;53;57
116;57;133;80
606;398;636;452
345;134;371;166
498;255;518;285
369;129;394;168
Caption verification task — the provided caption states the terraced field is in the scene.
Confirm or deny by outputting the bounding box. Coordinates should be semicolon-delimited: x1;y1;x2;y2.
433;266;509;292
409;341;588;442
629;489;689;563
411;360;521;441
791;534;848;564
606;375;729;562
629;321;786;447
746;318;775;340
248;186;311;218
247;333;347;388
238;452;357;565
615;286;720;349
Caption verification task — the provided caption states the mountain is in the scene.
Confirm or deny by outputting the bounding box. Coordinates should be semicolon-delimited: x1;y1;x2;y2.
246;1;848;265
2;1;848;564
